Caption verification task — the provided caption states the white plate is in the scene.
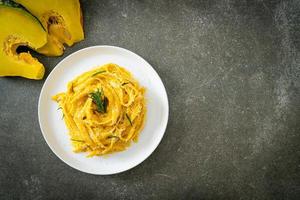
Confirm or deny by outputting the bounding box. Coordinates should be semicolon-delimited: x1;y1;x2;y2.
38;46;169;175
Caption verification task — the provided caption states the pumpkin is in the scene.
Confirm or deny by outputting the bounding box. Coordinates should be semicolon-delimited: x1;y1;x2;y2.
14;0;84;56
0;4;47;79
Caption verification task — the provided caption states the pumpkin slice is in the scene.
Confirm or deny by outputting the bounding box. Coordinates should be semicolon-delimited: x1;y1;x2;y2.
0;4;47;79
14;0;84;56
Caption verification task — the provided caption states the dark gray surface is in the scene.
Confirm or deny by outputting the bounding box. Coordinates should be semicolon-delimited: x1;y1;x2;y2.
0;0;299;199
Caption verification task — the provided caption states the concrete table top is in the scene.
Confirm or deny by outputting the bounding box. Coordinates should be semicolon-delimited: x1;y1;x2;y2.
0;0;299;199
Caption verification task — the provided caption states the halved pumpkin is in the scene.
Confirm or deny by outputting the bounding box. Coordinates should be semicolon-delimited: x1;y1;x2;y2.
14;0;84;56
0;5;47;79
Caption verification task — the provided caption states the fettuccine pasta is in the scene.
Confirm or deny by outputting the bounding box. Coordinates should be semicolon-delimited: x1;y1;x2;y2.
52;63;146;157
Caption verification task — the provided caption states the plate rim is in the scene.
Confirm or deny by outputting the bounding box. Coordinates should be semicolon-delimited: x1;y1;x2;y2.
38;45;169;175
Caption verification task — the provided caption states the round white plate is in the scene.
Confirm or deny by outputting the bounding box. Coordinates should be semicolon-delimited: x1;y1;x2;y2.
38;46;169;175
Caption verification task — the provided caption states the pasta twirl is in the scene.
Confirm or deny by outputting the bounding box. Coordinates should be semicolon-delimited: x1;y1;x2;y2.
52;63;146;157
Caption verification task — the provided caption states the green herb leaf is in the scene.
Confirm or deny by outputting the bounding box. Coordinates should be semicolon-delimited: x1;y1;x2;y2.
107;136;119;140
103;97;108;113
89;88;108;113
125;113;132;126
57;107;64;119
91;70;106;77
71;139;85;143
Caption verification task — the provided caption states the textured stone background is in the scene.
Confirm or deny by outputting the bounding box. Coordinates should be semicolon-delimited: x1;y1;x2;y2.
0;0;299;199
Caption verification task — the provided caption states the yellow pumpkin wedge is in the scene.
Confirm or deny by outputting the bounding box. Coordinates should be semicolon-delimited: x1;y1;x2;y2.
14;0;84;56
0;4;47;79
